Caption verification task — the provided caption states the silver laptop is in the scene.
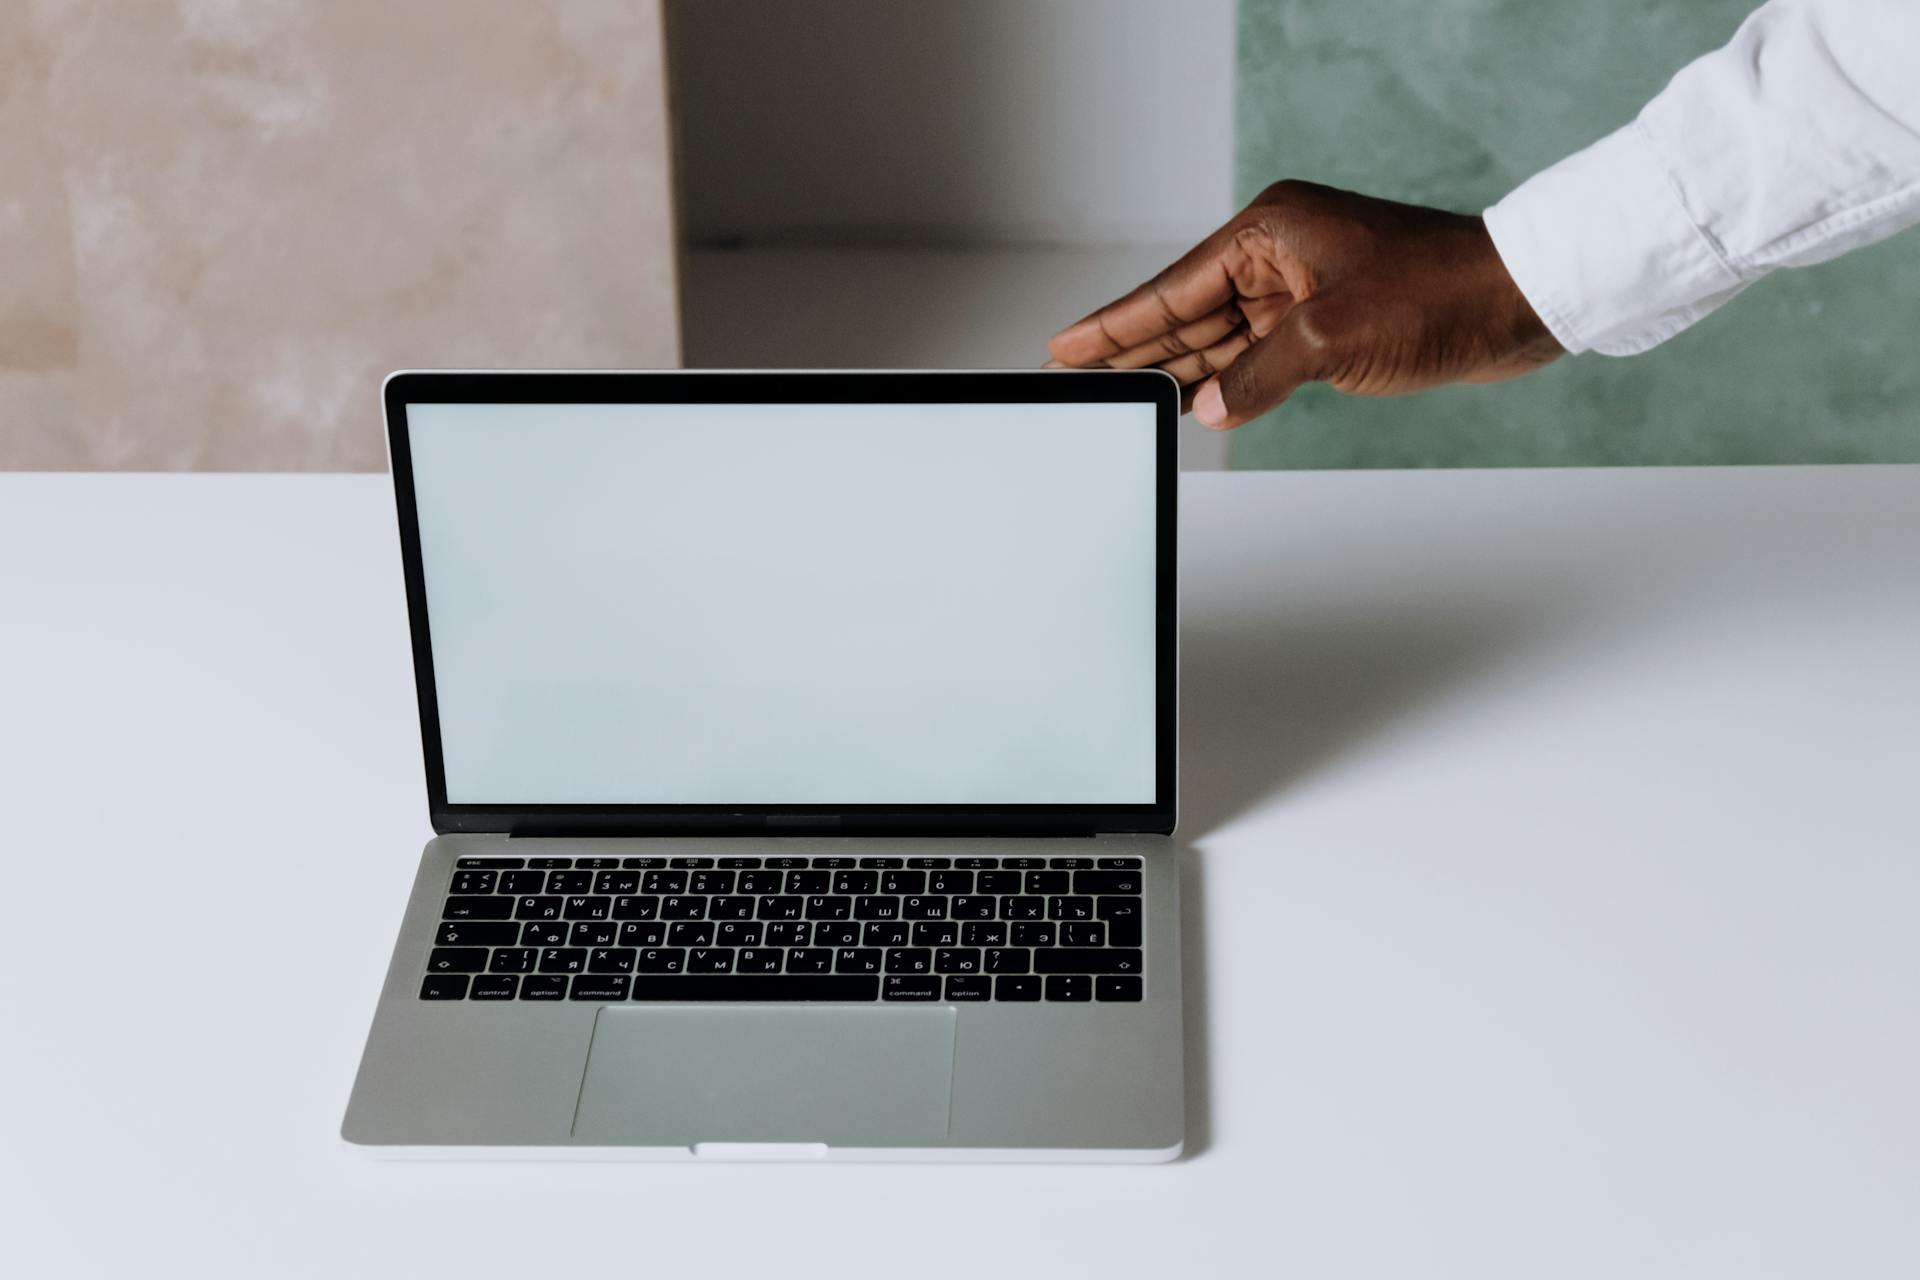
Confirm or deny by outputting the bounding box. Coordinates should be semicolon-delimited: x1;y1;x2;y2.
342;370;1183;1161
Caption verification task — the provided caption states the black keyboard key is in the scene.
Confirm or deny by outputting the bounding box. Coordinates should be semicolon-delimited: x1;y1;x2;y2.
630;975;878;1002
1051;857;1093;870
1097;976;1143;1001
689;870;735;894
737;870;784;894
618;921;668;948
660;896;706;919
815;920;862;948
858;857;903;869
539;947;587;973
758;896;804;920
1048;895;1095;921
884;948;932;974
763;921;812;947
666;922;715;947
546;870;592;894
719;857;762;869
996;975;1041;1001
836;947;883;973
1075;870;1142;894
636;947;685;973
641;871;687;894
1002;858;1044;870
470;974;518;1000
832;870;877;894
786;870;831;894
814;857;854;869
787;948;833;974
737;948;784;973
961;921;1008;947
427;947;488;973
420;974;469;999
490;947;537;973
518;975;567;999
576;857;620;870
443;895;514;921
670;857;715;869
902;896;948;920
1011;922;1057;947
570;974;631;1001
976;870;1021;894
1024;870;1070;893
951;895;997;920
687;948;734;974
764;857;807;870
1004;896;1047;922
589;947;636;973
1034;948;1142;975
880;871;925;894
906;857;951;869
715;921;762;947
456;857;523;869
1096;896;1141;921
564;896;612;920
911;921;959;948
709;895;755;921
1098;857;1143;870
927;870;973;894
1061;922;1107;947
985;947;1029;974
935;948;981;975
622;856;665;869
521;920;568;946
1046;975;1092;1001
806;895;853;920
1108;918;1142;947
853;895;900;920
527;857;572;869
612;895;660;920
944;975;991;1002
954;857;997;869
435;920;518;947
883;975;940;1001
571;921;618;947
593;871;640;895
863;920;909;947
449;869;496;894
514;895;563;921
499;869;546;894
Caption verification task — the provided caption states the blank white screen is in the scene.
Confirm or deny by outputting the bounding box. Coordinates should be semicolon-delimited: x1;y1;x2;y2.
407;400;1159;804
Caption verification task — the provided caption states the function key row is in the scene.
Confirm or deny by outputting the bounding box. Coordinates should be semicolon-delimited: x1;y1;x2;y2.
451;869;1143;899
456;855;1146;872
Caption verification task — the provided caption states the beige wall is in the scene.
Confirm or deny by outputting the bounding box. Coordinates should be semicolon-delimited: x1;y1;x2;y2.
0;0;680;471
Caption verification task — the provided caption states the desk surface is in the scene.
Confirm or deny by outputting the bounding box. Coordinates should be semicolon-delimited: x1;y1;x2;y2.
3;466;1916;1279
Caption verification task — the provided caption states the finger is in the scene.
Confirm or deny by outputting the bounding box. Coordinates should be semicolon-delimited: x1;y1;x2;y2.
1047;231;1239;366
1162;324;1255;386
1102;303;1244;371
1191;308;1330;429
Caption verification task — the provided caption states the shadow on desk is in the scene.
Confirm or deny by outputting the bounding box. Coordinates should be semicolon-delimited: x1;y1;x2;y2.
1178;596;1547;840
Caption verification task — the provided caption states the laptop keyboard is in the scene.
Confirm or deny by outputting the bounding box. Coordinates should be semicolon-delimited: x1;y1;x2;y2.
421;854;1145;1004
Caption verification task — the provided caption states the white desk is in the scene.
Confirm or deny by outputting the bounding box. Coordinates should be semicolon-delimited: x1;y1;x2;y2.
3;467;1916;1278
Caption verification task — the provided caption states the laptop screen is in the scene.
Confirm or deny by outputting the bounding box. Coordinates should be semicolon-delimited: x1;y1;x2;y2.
401;394;1163;812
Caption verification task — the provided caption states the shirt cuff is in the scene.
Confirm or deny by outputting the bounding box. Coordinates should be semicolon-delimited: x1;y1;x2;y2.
1482;121;1748;356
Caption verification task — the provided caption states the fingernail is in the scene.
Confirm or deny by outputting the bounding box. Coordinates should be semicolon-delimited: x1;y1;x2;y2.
1042;359;1065;369
1193;381;1226;427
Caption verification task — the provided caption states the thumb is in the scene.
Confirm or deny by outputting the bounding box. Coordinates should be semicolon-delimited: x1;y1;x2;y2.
1191;307;1331;430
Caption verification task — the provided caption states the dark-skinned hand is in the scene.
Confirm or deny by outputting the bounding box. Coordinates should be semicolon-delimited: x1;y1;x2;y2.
1046;181;1564;429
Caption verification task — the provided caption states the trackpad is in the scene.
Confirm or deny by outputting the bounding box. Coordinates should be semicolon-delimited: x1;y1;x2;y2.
572;1006;957;1145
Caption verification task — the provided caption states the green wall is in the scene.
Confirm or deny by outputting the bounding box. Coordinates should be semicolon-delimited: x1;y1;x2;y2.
1230;0;1920;469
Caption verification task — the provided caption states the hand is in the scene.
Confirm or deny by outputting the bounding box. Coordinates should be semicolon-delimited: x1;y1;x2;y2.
1046;181;1563;429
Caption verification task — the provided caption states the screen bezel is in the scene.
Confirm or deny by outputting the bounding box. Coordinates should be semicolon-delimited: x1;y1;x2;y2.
385;369;1177;837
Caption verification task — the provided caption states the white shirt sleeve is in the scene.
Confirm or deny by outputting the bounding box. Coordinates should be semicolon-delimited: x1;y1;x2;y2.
1482;0;1920;356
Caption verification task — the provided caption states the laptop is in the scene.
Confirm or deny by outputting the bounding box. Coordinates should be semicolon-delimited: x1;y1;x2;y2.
342;369;1184;1161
